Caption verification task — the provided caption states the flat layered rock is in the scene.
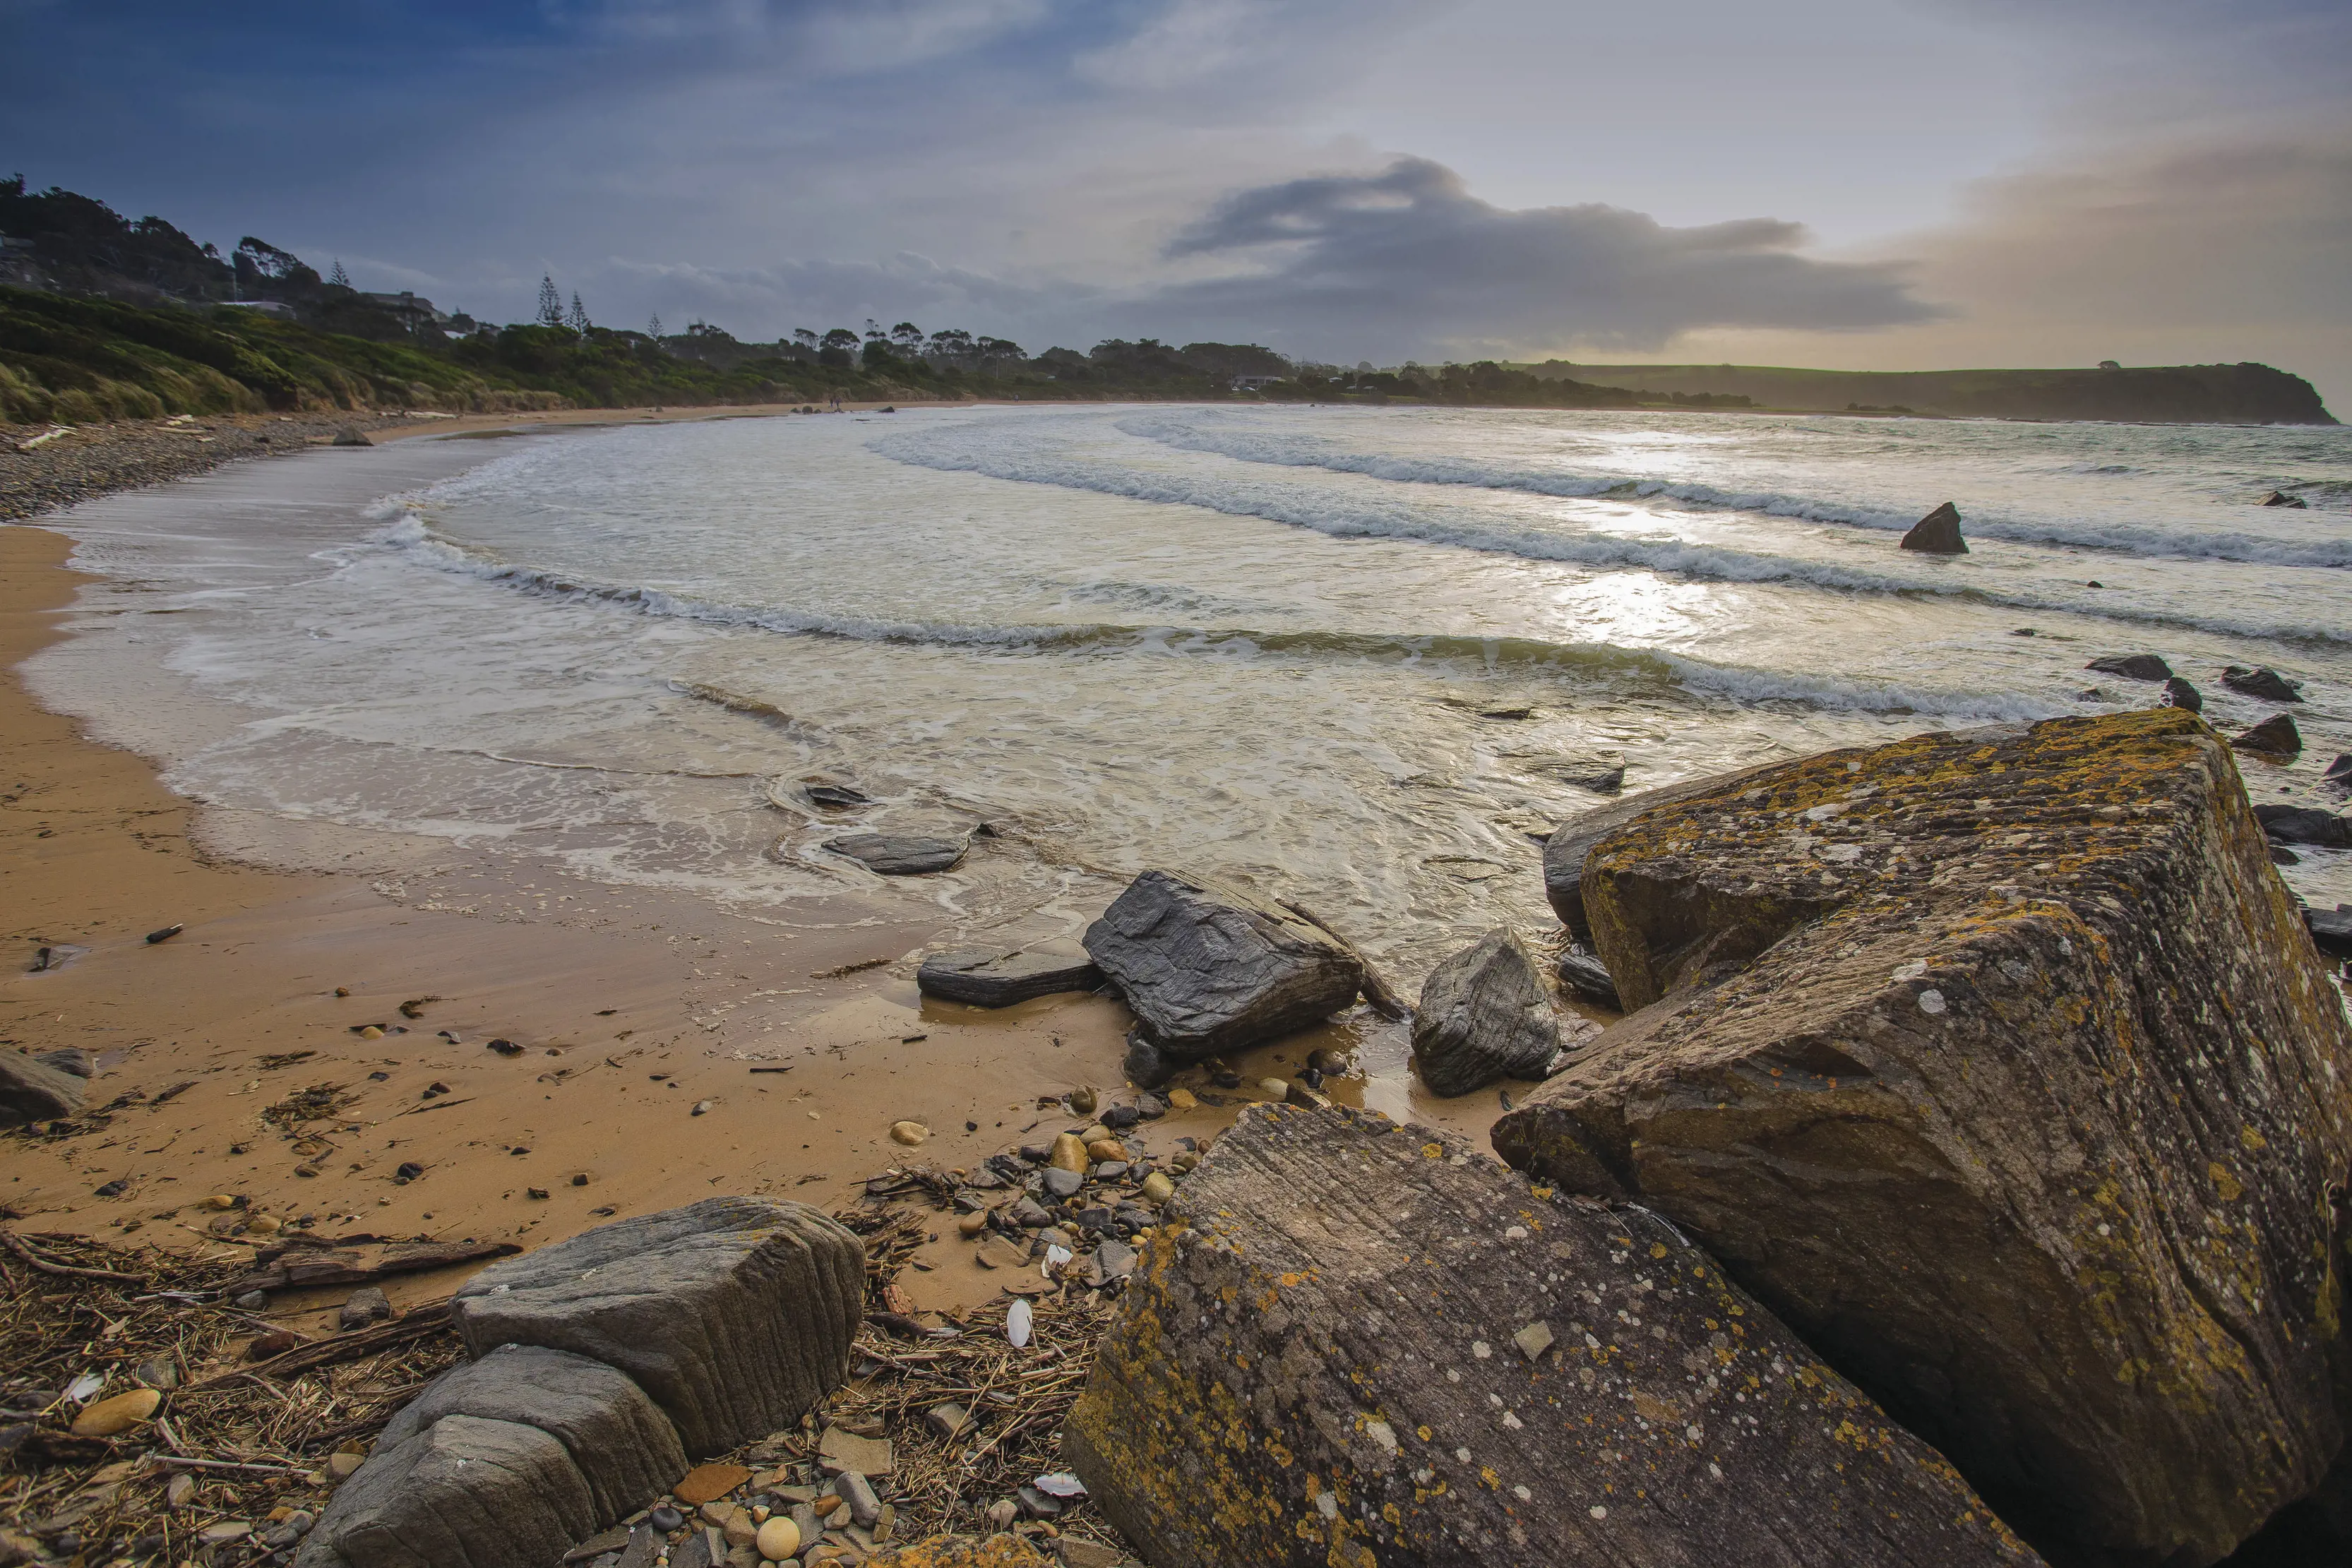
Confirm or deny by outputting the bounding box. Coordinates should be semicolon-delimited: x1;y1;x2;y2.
1555;945;1622;1009
374;1345;684;1521
292;1413;595;1568
1082;870;1361;1060
1065;1103;2038;1568
1408;927;1558;1096
824;833;967;875
916;940;1102;1007
1493;710;2352;1565
0;1050;85;1126
1541;765;1776;939
452;1198;864;1456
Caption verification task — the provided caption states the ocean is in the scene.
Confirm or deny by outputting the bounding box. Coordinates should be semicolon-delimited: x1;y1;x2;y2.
27;402;2352;982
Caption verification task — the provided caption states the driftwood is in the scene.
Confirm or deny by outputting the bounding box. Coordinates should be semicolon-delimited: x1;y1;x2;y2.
1276;899;1411;1019
222;1239;519;1295
0;1230;146;1285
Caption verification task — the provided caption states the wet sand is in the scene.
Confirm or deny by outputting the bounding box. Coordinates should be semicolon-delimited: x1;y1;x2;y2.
2;431;1516;1334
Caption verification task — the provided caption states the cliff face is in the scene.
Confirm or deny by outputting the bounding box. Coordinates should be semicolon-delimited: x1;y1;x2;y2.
1529;360;2339;424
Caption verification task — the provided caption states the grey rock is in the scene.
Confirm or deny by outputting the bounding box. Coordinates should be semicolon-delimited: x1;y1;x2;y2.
823;833;966;875
1041;1168;1083;1199
1065;1103;2038;1568
2305;905;2352;959
2087;654;2173;683
802;779;871;808
1087;1240;1137;1286
2222;665;2303;702
1082;869;1362;1060
1408;928;1560;1097
917;940;1102;1006
1009;1197;1051;1228
0;1050;85;1127
2161;676;2204;713
611;1525;661;1568
836;1471;881;1528
2325;753;2352;786
1120;1031;1176;1089
339;1286;393;1331
2255;805;2348;847
2262;489;2308;508
1900;500;1967;553
2231;712;2301;755
289;1414;595;1568
668;1533;716;1568
374;1344;686;1522
1554;945;1621;1009
1542;765;1776;939
33;1048;94;1078
452;1197;864;1456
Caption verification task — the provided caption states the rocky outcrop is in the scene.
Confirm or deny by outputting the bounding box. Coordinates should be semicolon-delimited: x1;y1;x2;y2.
825;833;967;875
917;940;1102;1007
0;1049;85;1126
2087;654;2173;682
293;1414;598;1568
1543;766;1775;939
1082;870;1361;1059
2223;666;2303;702
1065;1103;2040;1568
1408;928;1560;1096
452;1198;864;1456
1900;501;1967;553
1491;710;2352;1564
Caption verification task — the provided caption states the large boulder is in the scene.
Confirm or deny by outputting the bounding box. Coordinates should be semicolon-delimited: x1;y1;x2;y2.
1492;710;2352;1565
1408;928;1559;1096
291;1414;595;1568
1082;870;1361;1059
2255;804;2349;847
451;1198;864;1456
1542;765;1776;939
371;1346;683;1521
1900;501;1968;553
1065;1103;2041;1568
0;1050;85;1126
916;940;1102;1007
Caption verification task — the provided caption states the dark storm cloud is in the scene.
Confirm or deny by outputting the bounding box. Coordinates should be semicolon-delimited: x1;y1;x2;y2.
1144;157;1945;359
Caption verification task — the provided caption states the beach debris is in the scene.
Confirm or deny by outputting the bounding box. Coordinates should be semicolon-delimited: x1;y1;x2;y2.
1410;928;1562;1097
1899;501;1968;553
2221;665;2303;702
1005;1297;1033;1348
915;940;1102;1007
2087;654;2173;682
1555;945;1622;1010
2160;676;2203;713
2231;712;2302;755
143;923;184;944
691;1099;714;1116
1069;1103;2029;1567
2260;489;2307;507
1084;869;1363;1061
223;1237;520;1295
398;995;440;1019
1493;709;2352;1562
890;1120;931;1146
824;833;968;875
1;1050;88;1126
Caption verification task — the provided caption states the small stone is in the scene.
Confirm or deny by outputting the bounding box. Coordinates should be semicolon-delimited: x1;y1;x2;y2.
2161;676;2203;714
132;1355;179;1390
1513;1320;1555;1360
1139;1172;1175;1205
70;1388;160;1437
1010;1197;1051;1228
1164;1088;1198;1111
1257;1078;1291;1100
1017;1485;1063;1519
206;1194;241;1210
649;1504;686;1533
1094;1161;1129;1180
676;1462;752;1506
817;1426;895;1476
167;1471;196;1508
2231;713;2302;756
957;1211;991;1236
1041;1167;1083;1199
360;1025;384;1039
528;1187;551;1200
1047;1133;1089;1173
235;1288;269;1310
1085;1138;1127;1163
926;1403;974;1440
1066;1086;1097;1116
693;1099;715;1117
327;1449;366;1480
889;1121;930;1147
340;1286;393;1331
753;1516;801;1561
836;1471;882;1528
986;1499;1021;1530
248;1329;299;1360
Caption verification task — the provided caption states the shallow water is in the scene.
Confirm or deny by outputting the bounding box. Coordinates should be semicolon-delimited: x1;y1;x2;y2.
28;402;2352;981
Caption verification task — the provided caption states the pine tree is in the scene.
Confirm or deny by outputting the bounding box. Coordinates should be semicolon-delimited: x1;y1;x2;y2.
647;312;663;340
566;292;591;335
328;259;352;289
535;274;564;328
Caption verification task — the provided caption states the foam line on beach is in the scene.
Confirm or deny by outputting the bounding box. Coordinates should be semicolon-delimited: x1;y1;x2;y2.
1116;413;2352;568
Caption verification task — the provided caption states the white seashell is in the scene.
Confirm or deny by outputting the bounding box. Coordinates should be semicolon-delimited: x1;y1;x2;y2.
1007;1297;1033;1348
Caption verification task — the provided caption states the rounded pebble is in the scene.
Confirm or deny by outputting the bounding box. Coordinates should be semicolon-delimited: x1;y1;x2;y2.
1066;1086;1097;1115
754;1516;801;1560
71;1388;160;1437
1140;1172;1175;1204
890;1120;931;1147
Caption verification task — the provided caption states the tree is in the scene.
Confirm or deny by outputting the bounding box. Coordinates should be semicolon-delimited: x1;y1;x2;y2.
566;291;591;335
536;275;564;328
864;318;885;343
890;321;923;351
647;312;663;339
328;258;352;289
792;328;819;349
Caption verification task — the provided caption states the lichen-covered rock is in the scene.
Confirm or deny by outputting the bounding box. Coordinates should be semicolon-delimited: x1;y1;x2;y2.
1408;928;1559;1096
0;1050;85;1127
862;1535;1053;1567
291;1413;595;1568
372;1345;683;1521
1065;1103;2041;1568
1082;870;1361;1059
1541;765;1777;940
1493;710;2352;1565
451;1198;863;1456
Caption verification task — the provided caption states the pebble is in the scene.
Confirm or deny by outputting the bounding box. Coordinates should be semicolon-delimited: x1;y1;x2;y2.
340;1286;393;1331
691;1099;713;1117
674;1463;751;1505
234;1289;269;1310
1065;1086;1097;1115
1041;1168;1083;1199
955;1211;990;1236
1257;1077;1291;1099
1085;1137;1127;1162
890;1120;931;1147
199;1521;253;1545
647;1504;684;1533
359;1025;384;1039
1100;1104;1141;1130
837;1470;882;1528
1140;1172;1175;1204
1046;1133;1089;1173
1077;1123;1111;1143
985;1499;1020;1529
327;1450;366;1480
753;1516;801;1560
1007;1297;1034;1347
926;1402;974;1440
167;1473;196;1509
69;1388;160;1437
1165;1087;1198;1111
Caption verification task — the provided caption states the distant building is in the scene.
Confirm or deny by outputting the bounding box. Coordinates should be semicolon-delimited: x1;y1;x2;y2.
359;290;449;330
1231;373;1285;390
221;299;298;320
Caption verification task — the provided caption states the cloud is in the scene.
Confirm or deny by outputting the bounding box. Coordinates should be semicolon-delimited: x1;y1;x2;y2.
1141;157;1947;361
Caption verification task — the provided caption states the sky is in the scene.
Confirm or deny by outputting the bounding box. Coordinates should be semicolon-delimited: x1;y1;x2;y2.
4;0;2347;407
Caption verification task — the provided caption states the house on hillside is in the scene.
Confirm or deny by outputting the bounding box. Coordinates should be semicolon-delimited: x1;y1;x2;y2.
1231;373;1284;390
221;299;298;319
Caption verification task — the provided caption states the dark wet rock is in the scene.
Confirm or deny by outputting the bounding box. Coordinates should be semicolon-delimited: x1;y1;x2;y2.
1408;928;1560;1096
2232;712;2302;755
2223;665;2303;702
371;1345;685;1522
0;1051;85;1127
1083;870;1361;1060
1899;500;1968;553
2086;654;2173;683
1120;1032;1176;1089
916;941;1100;1007
1491;710;2352;1565
803;780;871;808
1525;756;1625;794
452;1197;864;1456
339;1287;393;1331
1554;945;1622;1009
2255;805;2349;847
2274;845;2303;865
1542;765;1777;940
823;834;967;875
34;1048;94;1078
289;1413;593;1568
2304;906;2352;959
1066;1103;2039;1568
2161;676;2204;713
2262;490;2308;508
2327;754;2352;786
